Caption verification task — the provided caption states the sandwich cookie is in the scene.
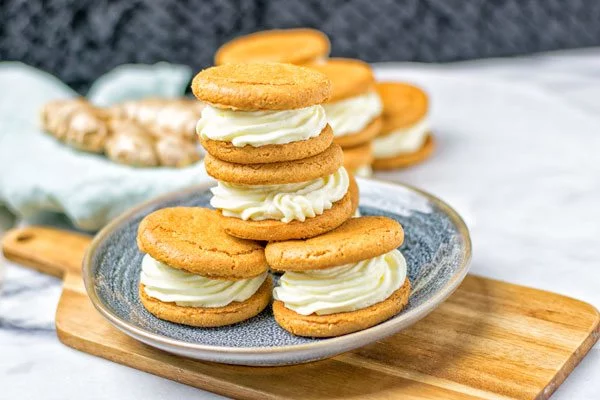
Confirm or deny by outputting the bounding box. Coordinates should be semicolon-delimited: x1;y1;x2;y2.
137;207;271;327
210;167;359;242
342;142;373;178
215;28;330;66
194;62;334;163
267;216;410;337
373;82;435;169
204;142;355;241
307;58;383;148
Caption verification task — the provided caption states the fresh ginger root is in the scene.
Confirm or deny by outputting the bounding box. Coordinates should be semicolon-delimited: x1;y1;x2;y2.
109;98;204;141
155;135;201;168
105;119;159;167
40;98;109;153
40;97;202;168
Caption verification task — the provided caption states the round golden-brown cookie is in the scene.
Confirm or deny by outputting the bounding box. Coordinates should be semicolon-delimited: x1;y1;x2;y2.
334;116;382;149
273;278;411;337
265;216;403;271
349;175;360;211
217;176;358;241
373;134;435;170
376;82;429;134
139;276;272;327
191;63;331;111
306;58;376;102
205;143;343;185
200;124;334;164
342;142;373;172
215;29;330;66
137;207;267;279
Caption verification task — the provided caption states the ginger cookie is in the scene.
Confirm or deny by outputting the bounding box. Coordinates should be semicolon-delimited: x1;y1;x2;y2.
273;278;411;337
342;142;373;172
376;82;429;134
137;207;267;279
217;176;358;241
139;276;272;328
215;29;330;66
307;58;376;102
200;124;334;164
333;116;382;148
306;59;382;146
191;63;331;111
204;143;343;185
373;134;435;170
265;216;403;271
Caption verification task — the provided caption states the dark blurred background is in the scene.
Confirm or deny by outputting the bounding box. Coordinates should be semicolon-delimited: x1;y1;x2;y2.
2;0;600;92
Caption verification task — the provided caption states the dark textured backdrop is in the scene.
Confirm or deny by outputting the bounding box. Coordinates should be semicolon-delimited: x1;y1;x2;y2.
2;0;600;92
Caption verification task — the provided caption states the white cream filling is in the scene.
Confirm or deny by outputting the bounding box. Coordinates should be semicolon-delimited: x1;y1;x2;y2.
373;117;430;158
273;249;407;315
210;167;349;223
323;91;382;137
196;104;327;147
140;254;267;307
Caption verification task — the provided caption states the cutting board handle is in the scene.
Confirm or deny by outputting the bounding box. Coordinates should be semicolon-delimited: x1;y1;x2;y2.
2;226;91;278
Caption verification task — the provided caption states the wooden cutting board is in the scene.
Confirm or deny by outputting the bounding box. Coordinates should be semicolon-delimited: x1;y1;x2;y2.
2;226;599;400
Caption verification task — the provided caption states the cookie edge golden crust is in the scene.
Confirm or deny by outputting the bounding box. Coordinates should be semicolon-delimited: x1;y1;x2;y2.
376;82;429;132
191;63;332;111
333;116;382;148
273;278;411;337
307;58;376;102
137;208;268;280
372;134;435;170
217;177;358;241
215;28;330;66
265;216;404;271
342;142;373;171
139;276;272;327
204;143;344;185
200;125;334;164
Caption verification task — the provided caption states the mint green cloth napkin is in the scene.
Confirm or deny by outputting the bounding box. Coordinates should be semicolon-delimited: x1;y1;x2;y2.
0;62;210;231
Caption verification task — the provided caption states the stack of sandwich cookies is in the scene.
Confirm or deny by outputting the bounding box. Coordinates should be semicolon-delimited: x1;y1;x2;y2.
194;63;358;241
267;216;411;337
373;82;435;169
137;207;271;327
307;58;382;177
215;28;330;65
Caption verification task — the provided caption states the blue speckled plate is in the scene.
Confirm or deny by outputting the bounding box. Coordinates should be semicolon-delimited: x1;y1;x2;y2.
83;178;471;366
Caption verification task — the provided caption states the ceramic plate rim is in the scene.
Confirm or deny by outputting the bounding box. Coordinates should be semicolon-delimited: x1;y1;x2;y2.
82;177;472;358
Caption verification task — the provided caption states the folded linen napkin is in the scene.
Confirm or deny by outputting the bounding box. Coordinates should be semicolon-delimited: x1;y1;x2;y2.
0;62;210;231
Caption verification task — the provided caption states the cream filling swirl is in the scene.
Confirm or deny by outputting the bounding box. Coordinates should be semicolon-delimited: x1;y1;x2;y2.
273;249;407;315
196;104;327;147
140;254;267;307
323;91;382;137
210;167;349;223
373;117;430;158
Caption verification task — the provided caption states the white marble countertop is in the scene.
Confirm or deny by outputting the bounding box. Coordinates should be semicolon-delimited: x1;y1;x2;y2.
1;48;600;399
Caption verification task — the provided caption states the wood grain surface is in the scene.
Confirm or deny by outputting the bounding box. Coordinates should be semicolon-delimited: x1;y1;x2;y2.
3;226;599;400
